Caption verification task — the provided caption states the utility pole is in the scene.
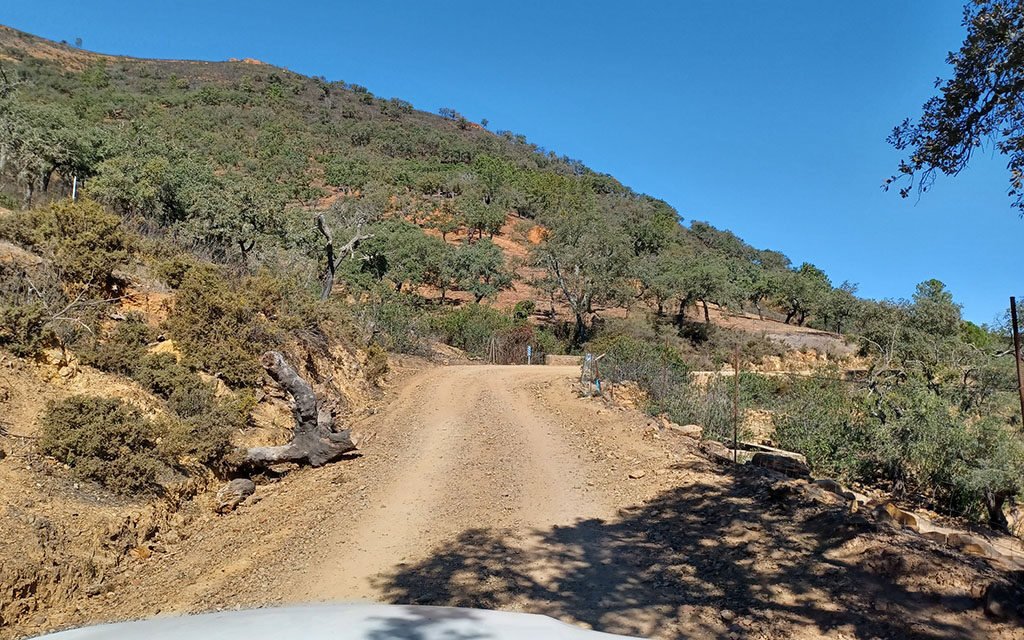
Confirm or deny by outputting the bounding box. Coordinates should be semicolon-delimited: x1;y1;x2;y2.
1011;296;1024;425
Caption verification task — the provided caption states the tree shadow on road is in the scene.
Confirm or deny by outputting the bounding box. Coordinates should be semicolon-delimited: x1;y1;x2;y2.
374;463;1010;639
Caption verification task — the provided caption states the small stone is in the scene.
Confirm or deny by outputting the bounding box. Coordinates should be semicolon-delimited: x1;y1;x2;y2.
667;423;703;439
268;462;299;474
720;609;736;622
628;470;646;479
216;478;256;514
162;530;181;545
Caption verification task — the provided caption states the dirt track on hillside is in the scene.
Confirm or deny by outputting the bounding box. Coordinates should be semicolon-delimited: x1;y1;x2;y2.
13;362;1023;640
290;365;612;602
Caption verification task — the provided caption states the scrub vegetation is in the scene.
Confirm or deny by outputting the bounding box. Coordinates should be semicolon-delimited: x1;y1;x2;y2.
0;24;1022;532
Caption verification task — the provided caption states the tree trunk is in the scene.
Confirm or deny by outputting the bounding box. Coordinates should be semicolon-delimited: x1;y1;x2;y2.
755;301;764;320
784;309;796;324
572;312;587;347
318;214;337;301
702;299;710;324
244;351;356;467
238;238;255;261
317;215;372;301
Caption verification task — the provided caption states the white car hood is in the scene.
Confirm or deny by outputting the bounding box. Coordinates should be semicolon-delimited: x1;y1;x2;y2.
34;603;643;640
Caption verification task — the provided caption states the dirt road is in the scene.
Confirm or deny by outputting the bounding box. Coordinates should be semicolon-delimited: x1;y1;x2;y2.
291;364;612;601
16;362;1021;640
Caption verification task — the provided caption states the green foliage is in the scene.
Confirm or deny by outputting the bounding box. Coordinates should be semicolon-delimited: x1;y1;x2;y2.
0;199;131;290
353;288;431;355
738;372;790;410
680;377;736;443
444;239;512;303
775;262;831;326
888;1;1024;213
590;333;692;419
773;376;868;481
38;389;242;493
0;301;50;356
78;313;154;374
39;395;161;494
769;361;1024;528
813;281;859;334
153;253;200;289
156;392;249;471
48;198;132;288
165;267;276;387
431;303;514;356
78;314;249;472
512;300;536;320
356;220;447;292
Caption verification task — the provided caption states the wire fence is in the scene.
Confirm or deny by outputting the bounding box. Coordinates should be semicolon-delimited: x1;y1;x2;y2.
484;327;547;365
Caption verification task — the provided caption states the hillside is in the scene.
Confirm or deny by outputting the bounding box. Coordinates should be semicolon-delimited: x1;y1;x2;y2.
0;24;847;346
2;23;1024;638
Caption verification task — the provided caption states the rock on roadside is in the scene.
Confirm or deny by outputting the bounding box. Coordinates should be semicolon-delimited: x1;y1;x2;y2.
216;478;256;514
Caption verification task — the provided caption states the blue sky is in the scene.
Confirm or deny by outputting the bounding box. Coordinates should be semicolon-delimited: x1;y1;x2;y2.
2;2;1016;324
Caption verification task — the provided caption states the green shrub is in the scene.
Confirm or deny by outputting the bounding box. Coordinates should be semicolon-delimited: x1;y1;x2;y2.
0;199;132;293
153;254;200;289
589;333;693;417
512;300;536;321
773;376;866;481
534;327;564;356
39;395;162;494
364;342;389;385
132;352;200;399
673;378;736;442
0;191;18;210
355;289;431;355
78;314;155;374
49;199;132;289
156;392;250;471
431;304;514;356
956;418;1024;525
130;352;249;468
0;208;50;249
166;266;274;387
0;302;50;357
78;319;250;475
738;372;790;410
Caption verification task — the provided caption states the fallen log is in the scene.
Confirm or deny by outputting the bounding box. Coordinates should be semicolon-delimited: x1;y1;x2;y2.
244;351;356;467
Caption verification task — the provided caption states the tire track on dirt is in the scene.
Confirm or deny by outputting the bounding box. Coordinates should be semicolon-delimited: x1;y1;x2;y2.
291;365;609;602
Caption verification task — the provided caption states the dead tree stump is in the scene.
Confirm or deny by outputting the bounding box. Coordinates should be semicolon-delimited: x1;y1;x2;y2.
244;351;356;467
